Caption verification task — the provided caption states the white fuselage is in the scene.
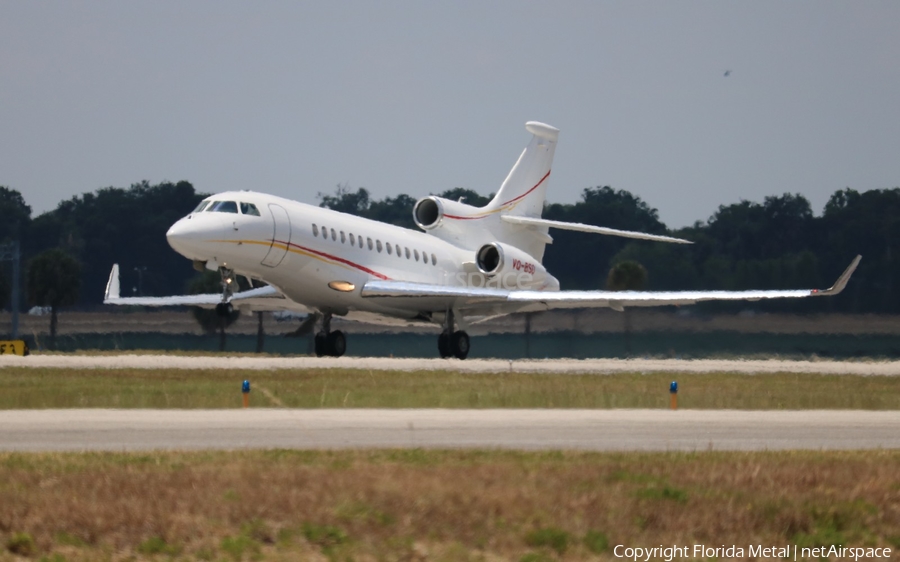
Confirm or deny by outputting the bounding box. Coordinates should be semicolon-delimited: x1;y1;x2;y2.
166;190;556;324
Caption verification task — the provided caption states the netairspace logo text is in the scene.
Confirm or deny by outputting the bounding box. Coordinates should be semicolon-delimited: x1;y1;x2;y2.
613;544;893;561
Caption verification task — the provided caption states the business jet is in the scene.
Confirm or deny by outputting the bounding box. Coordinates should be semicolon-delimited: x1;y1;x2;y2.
104;121;861;359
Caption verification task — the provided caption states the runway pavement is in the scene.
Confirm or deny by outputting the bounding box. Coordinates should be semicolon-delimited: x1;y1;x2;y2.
3;354;900;375
1;409;898;452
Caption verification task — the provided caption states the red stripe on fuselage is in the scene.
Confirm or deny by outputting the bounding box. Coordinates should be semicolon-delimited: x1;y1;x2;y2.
276;240;391;280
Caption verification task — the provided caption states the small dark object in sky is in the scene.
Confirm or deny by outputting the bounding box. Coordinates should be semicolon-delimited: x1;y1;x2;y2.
724;70;731;77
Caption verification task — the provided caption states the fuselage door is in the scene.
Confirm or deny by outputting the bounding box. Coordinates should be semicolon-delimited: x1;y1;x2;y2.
261;203;291;267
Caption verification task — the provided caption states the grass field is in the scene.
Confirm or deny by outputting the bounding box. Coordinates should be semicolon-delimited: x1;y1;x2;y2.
1;367;900;410
2;366;897;560
0;449;898;561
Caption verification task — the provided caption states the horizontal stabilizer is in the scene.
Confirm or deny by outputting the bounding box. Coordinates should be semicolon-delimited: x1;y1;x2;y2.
500;215;692;244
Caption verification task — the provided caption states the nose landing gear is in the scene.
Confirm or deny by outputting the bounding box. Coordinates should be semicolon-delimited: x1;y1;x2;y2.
438;309;469;360
215;267;235;317
314;312;346;357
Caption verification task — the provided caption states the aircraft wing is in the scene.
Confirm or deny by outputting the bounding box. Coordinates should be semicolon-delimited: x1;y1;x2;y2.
102;264;308;313
361;255;862;313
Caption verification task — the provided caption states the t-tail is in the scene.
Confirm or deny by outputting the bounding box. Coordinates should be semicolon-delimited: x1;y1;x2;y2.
412;121;560;260
412;121;691;265
486;121;559;218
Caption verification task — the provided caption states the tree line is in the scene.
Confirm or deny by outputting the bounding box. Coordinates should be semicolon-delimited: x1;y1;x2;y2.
318;184;888;313
0;179;894;329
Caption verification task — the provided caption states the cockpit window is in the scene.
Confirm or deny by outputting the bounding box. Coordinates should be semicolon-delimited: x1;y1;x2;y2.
240;202;261;216
193;201;211;213
209;201;238;213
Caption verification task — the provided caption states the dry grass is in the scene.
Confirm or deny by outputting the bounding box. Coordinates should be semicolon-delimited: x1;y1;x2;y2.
0;450;898;561
2;368;900;410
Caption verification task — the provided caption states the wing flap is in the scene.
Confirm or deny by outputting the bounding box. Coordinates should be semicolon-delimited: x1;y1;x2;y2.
361;281;509;301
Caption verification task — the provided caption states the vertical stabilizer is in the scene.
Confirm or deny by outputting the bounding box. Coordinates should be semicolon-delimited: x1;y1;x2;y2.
486;121;559;217
105;264;121;301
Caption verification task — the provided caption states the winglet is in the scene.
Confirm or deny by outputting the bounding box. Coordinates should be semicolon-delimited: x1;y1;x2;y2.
815;255;862;296
104;264;121;302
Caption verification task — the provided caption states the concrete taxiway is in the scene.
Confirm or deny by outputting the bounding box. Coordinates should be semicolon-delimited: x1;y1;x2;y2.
2;354;900;375
1;409;898;452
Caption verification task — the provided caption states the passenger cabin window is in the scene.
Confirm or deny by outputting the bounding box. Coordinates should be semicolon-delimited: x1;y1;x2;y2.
395;244;401;257
321;225;328;239
405;247;410;259
331;228;337;241
359;236;364;249
340;231;346;244
312;224;319;237
349;233;355;246
240;202;261;216
386;243;392;255
367;237;373;250
431;253;437;266
414;249;419;262
376;240;383;253
210;201;238;213
193;201;211;213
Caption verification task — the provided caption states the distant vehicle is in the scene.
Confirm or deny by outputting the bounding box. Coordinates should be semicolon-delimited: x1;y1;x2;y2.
103;121;861;359
28;306;51;316
271;310;309;323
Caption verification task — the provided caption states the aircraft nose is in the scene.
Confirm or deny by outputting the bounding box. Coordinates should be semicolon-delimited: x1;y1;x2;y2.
166;218;198;256
166;219;186;243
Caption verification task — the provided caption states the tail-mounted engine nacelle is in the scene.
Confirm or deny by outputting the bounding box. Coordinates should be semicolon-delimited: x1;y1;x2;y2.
474;242;556;290
413;196;486;242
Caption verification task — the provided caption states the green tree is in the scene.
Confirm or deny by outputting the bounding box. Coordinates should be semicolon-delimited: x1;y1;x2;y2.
0;267;8;311
606;260;648;291
606;260;648;356
318;184;371;215
436;187;492;207
544;186;668;290
28;180;207;305
0;187;30;315
367;194;419;230
0;186;31;243
820;187;900;313
27;249;81;349
611;239;699;291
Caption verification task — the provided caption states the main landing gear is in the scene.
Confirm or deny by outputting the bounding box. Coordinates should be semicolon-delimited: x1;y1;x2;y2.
438;309;469;360
314;312;346;357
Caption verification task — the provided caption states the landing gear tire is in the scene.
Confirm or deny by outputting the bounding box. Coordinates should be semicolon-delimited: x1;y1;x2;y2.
326;330;346;357
438;333;451;358
450;330;470;360
313;312;347;358
315;330;346;357
314;332;326;357
215;302;233;317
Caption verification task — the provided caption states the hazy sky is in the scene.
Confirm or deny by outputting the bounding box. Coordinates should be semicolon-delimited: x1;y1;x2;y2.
1;2;898;228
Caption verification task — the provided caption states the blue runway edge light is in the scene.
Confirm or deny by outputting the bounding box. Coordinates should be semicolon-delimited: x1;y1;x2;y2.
242;380;250;393
669;381;678;394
